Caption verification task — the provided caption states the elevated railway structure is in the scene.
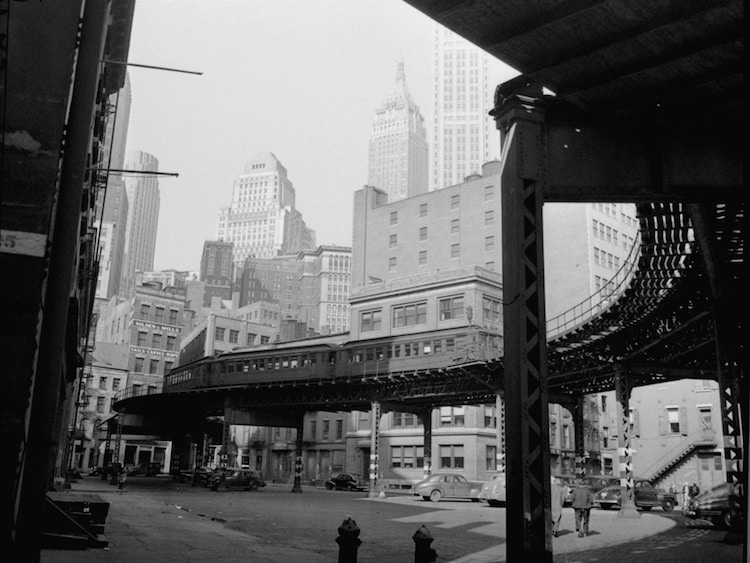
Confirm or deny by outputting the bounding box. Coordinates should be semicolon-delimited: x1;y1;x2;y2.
114;1;745;560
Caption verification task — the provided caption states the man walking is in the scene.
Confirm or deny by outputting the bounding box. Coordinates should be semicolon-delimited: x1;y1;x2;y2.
550;477;566;537
571;478;594;537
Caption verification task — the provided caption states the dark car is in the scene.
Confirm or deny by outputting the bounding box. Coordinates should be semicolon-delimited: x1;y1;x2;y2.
685;482;740;529
411;473;483;502
210;468;266;491
325;473;366;491
594;478;676;511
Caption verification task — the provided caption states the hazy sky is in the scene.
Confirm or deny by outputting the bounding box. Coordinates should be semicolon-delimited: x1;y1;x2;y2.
125;0;518;271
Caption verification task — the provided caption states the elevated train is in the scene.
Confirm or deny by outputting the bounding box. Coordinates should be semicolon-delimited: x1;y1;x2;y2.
164;326;503;393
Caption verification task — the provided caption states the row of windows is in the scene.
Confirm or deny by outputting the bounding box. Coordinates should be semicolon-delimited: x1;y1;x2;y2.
388;237;495;270
133;356;174;375
218;352;334;374
308;419;344;441
136;331;177;350
360;295;501;332
139;303;180;325
346;332;501;363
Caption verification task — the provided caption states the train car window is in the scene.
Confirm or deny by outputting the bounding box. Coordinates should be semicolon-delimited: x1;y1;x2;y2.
290;356;299;368
411;342;420;356
243;361;250;372
366;348;374;361
434;340;442;354
455;334;467;350
349;350;361;363
328;351;336;364
309;355;316;366
404;344;411;357
282;357;289;368
445;338;455;352
220;362;227;374
393;345;401;358
386;346;393;359
274;358;281;369
265;357;273;370
423;342;432;354
375;347;384;360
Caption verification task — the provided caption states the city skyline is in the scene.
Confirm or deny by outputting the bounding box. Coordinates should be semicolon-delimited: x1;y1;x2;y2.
124;0;518;272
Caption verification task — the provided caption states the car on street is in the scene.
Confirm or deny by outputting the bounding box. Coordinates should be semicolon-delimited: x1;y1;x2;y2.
685;482;740;529
594;478;676;511
411;473;483;502
478;472;506;506
209;468;266;491
324;473;367;491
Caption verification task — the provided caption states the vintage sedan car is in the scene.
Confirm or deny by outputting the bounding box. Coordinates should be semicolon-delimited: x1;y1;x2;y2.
594;479;676;511
209;468;266;491
685;482;740;529
478;472;506;506
325;473;366;491
412;473;483;502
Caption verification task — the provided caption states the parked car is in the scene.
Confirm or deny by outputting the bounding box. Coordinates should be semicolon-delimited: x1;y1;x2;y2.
478;472;506;506
594;479;676;511
325;473;366;491
411;473;483;502
685;482;740;529
210;468;266;491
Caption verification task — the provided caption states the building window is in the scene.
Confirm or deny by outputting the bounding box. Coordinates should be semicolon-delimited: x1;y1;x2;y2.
550;421;557;447
152;333;162;348
451;218;460;233
98;377;107;390
358;411;370;431
482;296;501;322
155;306;164;321
140;303;150;317
484;210;494;226
166;335;176;350
360;310;382;332
602;427;609;448
215;327;225;341
335;419;343;440
132;384;143;396
601;395;608;413
164;361;173;373
392;302;427;327
666;406;680;433
562;425;571;449
147;385;158;395
439;406;465;427
134;357;145;373
96;397;106;414
451;194;460;209
484;185;494;200
137;331;147;346
450;243;460;259
322;420;330;440
247;333;256;346
486;445;496;471
388;257;397;271
229;330;239;344
149;359;159;374
439;445;464;469
483;404;495;428
169;309;178;324
698;406;713;431
112;378;120;391
419;203;428;217
309;420;317;440
439;295;464;320
418;250;427;265
390;211;398;225
392;412;418;428
419;226;427;241
389;234;397;248
485;236;495;251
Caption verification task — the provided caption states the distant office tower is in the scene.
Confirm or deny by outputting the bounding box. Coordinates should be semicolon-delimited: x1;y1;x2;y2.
216;152;316;267
299;246;351;335
431;25;501;191
367;60;428;201
95;73;131;299
199;240;235;307
120;150;161;297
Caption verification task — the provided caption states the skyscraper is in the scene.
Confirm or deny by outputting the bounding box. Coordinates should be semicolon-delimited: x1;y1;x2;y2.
199;240;235;307
431;25;502;191
216;152;316;268
120;150;161;297
367;60;428;201
95;73;131;299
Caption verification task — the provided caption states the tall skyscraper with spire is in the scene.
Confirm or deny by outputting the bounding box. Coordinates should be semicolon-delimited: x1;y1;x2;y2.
216;152;316;268
367;59;428;201
120;150;161;297
431;25;501;191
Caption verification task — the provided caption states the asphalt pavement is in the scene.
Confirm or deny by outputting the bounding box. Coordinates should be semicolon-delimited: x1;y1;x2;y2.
40;476;745;562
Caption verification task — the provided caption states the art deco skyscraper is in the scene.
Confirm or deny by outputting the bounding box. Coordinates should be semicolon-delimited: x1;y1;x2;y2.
216;152;316;268
431;25;501;191
367;60;428;201
120;150;161;297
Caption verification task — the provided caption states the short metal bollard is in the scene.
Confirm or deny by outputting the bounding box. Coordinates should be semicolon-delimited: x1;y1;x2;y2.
413;525;437;562
336;516;362;563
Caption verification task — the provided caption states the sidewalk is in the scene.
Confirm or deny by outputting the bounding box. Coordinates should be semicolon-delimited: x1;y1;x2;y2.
41;477;677;562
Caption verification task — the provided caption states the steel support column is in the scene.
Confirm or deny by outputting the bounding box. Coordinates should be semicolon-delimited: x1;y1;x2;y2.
417;408;433;479
496;395;506;472
574;396;586;477
614;370;639;518
493;78;552;561
292;413;304;493
367;401;381;498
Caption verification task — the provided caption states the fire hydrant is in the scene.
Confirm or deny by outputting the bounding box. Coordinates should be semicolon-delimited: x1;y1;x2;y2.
413;525;437;562
336;516;362;563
